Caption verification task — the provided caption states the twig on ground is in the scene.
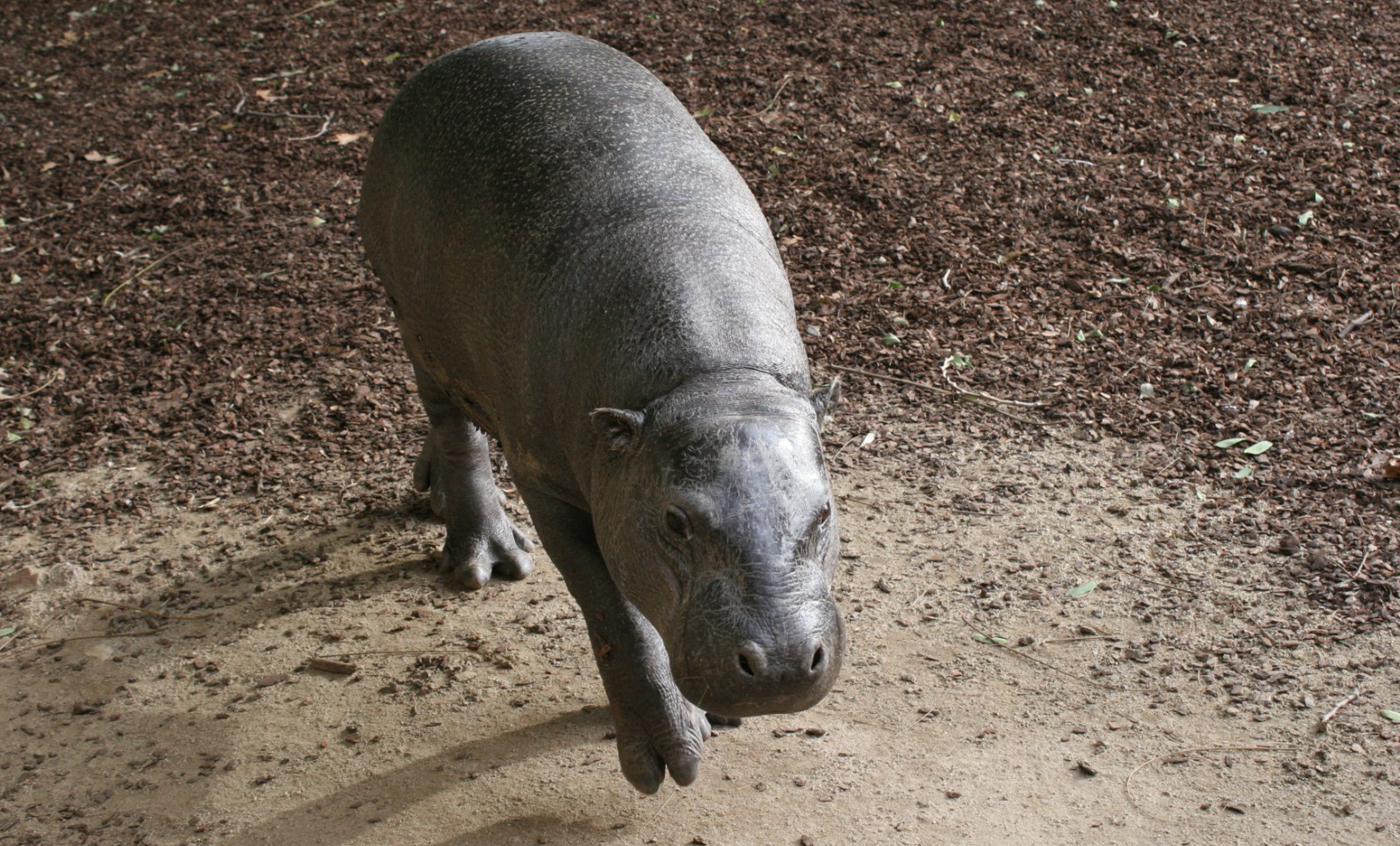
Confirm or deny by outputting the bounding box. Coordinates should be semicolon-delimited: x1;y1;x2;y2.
103;242;200;307
1351;550;1369;581
290;112;335;141
1314;687;1363;733
828;363;1052;430
2;627;168;659
828;363;955;396
238;109;329;121
307;657;358;674
1083;542;1199;597
963;618;1120;691
941;355;1043;407
1338;310;1373;338
1124;745;1295;821
1;497;54;512
249;69;308;84
742;74;794;118
76;596;217;621
0;370;61;403
315;646;484;659
283;0;336;21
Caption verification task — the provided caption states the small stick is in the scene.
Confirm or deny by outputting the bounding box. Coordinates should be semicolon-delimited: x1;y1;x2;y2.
317;646;485;659
239;110;328;121
963;618;1119;691
0;370;60;403
249;69;308;84
888;706;940;740
103;243;200;306
829;362;1052;430
1314;687;1363;733
2;626;168;659
290;112;335;142
941;355;1043;407
0;496;53;512
828;363;955;396
1124;745;1295;821
1351;550;1370;581
307;657;358;675
1037;635;1122;645
284;0;336;20
743;74;795;118
76;596;216;621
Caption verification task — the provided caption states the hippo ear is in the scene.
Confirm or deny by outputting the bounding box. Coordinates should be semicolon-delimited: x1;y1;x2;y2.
810;378;841;430
591;408;645;453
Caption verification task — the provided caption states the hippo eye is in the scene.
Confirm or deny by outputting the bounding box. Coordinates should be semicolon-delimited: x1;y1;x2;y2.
664;505;692;541
817;502;832;528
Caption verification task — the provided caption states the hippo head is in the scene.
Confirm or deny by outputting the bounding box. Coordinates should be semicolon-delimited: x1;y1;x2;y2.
588;372;844;719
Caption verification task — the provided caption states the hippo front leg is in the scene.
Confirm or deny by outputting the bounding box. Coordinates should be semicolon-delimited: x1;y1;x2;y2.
519;487;712;793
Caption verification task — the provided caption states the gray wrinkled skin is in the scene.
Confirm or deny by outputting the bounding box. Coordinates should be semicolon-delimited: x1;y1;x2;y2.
360;32;844;793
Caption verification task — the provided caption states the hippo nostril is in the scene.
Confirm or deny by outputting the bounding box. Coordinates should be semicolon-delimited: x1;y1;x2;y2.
736;653;755;677
810;645;825;673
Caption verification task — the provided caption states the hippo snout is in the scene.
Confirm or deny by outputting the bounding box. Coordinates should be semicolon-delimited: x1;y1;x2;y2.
676;585;844;718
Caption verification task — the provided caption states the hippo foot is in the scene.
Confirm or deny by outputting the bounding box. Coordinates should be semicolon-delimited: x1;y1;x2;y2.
706;713;743;728
440;522;534;590
612;693;712;794
412;433;534;590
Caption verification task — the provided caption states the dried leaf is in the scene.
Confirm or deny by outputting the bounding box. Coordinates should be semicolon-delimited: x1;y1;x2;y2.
1068;579;1099;598
332;132;365;146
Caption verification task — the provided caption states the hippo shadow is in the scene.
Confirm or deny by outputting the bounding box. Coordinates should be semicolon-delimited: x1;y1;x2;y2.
222;708;623;846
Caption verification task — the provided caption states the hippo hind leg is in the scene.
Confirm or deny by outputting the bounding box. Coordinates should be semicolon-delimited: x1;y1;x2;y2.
411;366;533;590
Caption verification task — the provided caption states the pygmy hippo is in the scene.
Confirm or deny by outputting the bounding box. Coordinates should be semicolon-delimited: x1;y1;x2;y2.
359;31;844;792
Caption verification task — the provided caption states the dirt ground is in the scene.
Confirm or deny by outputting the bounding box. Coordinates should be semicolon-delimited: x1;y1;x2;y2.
2;1;1398;844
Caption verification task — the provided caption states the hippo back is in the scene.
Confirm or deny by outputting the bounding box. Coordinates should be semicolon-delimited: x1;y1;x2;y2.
360;32;811;498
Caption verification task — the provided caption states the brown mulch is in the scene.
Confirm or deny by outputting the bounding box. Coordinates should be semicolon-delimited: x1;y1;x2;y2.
1;2;1396;626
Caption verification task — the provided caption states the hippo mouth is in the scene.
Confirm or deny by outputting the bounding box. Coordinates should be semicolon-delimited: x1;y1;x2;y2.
672;597;845;719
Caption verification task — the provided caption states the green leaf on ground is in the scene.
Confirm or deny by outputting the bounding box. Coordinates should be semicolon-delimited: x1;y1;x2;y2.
1243;440;1273;455
1298;210;1314;226
1381;710;1400;723
1068;579;1100;598
1215;437;1247;448
0;626;15;638
1250;104;1289;114
1234;465;1254;479
971;633;1009;646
